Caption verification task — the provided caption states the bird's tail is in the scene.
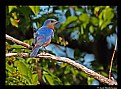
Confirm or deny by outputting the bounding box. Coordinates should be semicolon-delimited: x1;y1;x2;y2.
30;46;40;57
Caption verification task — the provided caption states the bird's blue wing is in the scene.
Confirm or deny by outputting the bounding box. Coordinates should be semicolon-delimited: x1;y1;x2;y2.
36;26;54;44
30;26;54;57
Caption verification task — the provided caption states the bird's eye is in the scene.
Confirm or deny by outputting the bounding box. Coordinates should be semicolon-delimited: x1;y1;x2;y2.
51;20;54;23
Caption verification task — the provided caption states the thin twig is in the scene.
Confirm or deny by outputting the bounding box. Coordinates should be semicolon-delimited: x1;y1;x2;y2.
108;38;117;79
6;34;117;85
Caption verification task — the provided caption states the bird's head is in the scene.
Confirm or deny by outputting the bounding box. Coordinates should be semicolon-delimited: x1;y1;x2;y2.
43;19;59;29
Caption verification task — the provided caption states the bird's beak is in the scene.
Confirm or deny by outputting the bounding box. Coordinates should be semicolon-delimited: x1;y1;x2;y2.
54;21;59;24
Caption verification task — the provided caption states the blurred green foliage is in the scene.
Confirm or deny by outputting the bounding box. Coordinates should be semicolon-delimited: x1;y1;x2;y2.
6;6;117;85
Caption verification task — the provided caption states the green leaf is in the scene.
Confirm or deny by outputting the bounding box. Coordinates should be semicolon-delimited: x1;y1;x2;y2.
11;44;24;49
27;68;32;81
79;13;90;29
29;6;40;16
79;13;90;23
42;74;46;83
43;69;62;85
23;75;32;85
90;17;99;26
96;66;104;70
44;74;54;85
98;7;114;30
61;16;78;29
94;6;100;13
60;63;67;68
32;74;38;85
101;71;108;77
14;61;33;85
87;77;95;85
100;20;111;30
15;61;28;76
99;19;103;27
89;25;94;33
103;7;114;21
75;7;85;12
6;63;16;73
8;6;17;13
10;17;18;27
16;57;25;62
80;25;84;34
26;58;33;63
99;9;103;20
80;71;88;78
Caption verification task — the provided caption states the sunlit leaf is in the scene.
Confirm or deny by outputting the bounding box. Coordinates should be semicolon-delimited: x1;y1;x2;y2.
81;25;84;34
75;7;85;12
99;9;103;20
99;19;103;27
14;61;28;76
6;63;16;73
27;68;32;82
79;13;90;23
43;69;62;85
8;6;17;13
80;71;88;78
26;58;33;63
44;74;54;85
16;57;25;61
100;20;111;30
10;17;18;27
99;7;114;30
79;13;90;29
61;16;78;29
32;74;38;85
94;6;100;15
11;44;25;49
59;37;62;41
87;77;95;85
23;75;32;85
89;25;94;33
60;63;67;68
23;39;33;45
29;6;40;16
103;7;114;21
90;17;99;26
12;49;22;52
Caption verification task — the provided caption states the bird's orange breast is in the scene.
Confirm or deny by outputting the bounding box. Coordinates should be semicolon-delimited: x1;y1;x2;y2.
47;25;54;30
43;39;51;47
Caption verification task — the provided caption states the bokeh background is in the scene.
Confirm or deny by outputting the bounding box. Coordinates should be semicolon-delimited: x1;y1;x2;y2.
6;6;117;85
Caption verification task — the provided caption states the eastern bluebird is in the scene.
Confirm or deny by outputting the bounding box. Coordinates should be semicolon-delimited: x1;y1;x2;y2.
30;19;58;57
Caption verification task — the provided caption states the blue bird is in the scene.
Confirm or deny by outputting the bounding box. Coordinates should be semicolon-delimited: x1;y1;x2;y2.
30;19;58;57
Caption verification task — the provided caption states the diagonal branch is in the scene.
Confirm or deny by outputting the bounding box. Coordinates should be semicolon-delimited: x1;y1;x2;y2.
6;34;31;49
6;34;117;85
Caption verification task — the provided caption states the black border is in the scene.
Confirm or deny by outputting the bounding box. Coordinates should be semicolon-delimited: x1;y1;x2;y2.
1;0;119;88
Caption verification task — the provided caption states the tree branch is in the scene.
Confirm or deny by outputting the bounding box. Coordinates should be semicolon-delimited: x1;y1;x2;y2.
6;34;31;49
108;38;117;79
6;53;29;57
6;34;117;85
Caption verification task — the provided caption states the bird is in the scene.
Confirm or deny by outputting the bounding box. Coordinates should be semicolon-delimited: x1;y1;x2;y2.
30;19;58;57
